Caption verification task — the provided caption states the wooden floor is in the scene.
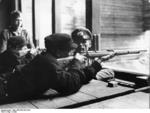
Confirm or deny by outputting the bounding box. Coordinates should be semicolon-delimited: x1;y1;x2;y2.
0;80;149;109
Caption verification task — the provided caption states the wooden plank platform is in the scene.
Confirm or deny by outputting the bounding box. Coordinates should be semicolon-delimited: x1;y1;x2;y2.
79;92;149;109
0;79;149;109
0;101;36;109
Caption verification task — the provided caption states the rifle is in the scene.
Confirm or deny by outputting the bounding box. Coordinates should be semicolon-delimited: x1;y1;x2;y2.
57;49;147;65
95;49;147;62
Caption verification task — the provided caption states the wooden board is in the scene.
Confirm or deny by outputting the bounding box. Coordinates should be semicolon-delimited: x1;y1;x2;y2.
79;92;149;109
30;97;77;109
79;80;133;98
66;92;96;103
0;101;36;109
0;80;135;109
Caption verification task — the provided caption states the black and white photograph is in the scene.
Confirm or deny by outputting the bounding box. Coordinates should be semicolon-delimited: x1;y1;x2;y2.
0;0;149;110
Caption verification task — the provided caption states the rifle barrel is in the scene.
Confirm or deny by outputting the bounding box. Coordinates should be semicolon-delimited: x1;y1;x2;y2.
87;49;147;58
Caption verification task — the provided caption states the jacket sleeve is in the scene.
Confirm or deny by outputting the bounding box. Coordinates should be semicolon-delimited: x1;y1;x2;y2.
53;58;102;95
0;30;8;53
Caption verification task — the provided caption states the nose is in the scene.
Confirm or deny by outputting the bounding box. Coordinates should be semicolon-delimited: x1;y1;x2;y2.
15;20;22;27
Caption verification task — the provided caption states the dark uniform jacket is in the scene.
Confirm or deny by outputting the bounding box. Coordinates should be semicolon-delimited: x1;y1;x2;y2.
0;52;101;101
0;50;34;74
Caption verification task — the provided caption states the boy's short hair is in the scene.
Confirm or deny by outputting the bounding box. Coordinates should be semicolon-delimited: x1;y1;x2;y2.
10;10;22;20
7;36;26;50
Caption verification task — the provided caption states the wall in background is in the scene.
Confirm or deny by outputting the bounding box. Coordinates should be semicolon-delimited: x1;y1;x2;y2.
0;0;10;32
92;0;145;50
143;0;150;51
143;0;150;30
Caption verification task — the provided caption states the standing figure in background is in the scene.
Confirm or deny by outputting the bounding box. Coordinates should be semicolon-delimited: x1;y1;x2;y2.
71;27;115;81
0;10;34;54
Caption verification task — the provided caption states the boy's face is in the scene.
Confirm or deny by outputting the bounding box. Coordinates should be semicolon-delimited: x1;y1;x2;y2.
75;31;92;51
68;49;76;56
11;16;23;30
10;45;28;57
17;46;29;57
79;39;92;52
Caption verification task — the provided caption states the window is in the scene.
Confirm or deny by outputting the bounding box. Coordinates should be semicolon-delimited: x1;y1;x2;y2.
55;0;86;34
34;0;52;48
21;0;33;39
20;0;86;48
21;0;52;48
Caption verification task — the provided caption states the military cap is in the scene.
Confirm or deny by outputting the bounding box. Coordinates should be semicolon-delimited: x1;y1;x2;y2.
71;27;92;44
45;33;78;51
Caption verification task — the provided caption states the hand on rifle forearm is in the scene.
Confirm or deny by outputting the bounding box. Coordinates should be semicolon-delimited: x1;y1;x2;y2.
94;57;102;64
74;53;87;63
